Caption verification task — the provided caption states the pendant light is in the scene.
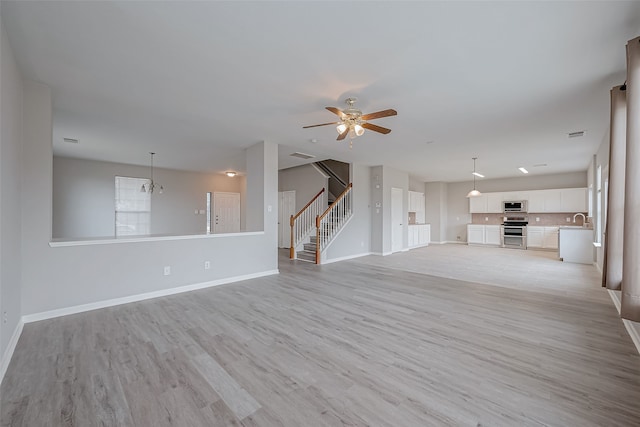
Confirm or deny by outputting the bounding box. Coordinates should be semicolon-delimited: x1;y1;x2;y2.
466;157;482;198
141;152;163;194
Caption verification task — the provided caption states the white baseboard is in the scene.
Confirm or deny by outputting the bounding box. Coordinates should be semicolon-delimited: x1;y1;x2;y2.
607;290;640;356
594;261;602;275
22;269;280;324
445;241;466;245
370;251;393;256
0;319;24;385
323;252;372;264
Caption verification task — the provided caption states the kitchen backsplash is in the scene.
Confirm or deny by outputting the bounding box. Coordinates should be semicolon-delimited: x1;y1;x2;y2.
471;212;589;226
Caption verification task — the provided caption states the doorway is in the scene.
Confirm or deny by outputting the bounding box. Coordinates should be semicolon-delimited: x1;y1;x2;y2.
278;191;296;248
391;187;403;253
212;192;241;233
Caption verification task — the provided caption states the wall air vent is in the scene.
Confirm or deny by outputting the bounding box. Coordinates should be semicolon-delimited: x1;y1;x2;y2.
63;137;79;144
568;131;585;138
290;152;315;160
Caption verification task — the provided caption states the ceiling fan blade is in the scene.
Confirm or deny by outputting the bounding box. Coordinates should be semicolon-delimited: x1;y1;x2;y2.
303;121;339;129
362;122;392;134
326;107;345;118
361;109;397;121
337;127;350;141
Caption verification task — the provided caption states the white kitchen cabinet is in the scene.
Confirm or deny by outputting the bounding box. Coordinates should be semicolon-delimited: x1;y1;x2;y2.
527;226;558;250
467;224;500;246
484;225;501;245
543;227;559;249
408;191;425;213
469;195;487;213
527;191;546;213
543;190;562;212
467;225;485;244
527;226;544;248
561;188;587;212
559;228;593;264
408;224;430;248
486;194;503;213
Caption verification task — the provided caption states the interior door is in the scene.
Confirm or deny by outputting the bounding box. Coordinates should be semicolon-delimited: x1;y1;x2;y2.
278;191;296;248
213;192;240;233
391;187;404;253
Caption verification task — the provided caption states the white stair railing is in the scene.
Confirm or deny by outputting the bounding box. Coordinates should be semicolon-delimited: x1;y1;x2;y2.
315;183;353;264
290;188;325;259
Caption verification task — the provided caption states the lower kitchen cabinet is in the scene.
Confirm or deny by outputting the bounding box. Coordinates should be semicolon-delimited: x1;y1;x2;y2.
527;226;559;250
408;224;430;248
467;224;501;246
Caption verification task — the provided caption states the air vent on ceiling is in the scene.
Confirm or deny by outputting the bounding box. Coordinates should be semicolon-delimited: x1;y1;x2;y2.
63;137;79;144
290;152;315;160
568;131;585;138
533;163;547;168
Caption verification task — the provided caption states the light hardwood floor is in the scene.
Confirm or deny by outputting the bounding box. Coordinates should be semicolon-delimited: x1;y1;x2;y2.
2;245;639;426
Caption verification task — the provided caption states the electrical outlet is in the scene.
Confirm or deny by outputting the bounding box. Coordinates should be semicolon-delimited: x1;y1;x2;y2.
485;217;488;221
536;217;540;222
204;261;211;270
566;217;571;222
164;266;171;276
457;235;461;241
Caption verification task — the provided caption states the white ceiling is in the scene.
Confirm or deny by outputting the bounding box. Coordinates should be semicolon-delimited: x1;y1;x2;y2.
2;1;639;182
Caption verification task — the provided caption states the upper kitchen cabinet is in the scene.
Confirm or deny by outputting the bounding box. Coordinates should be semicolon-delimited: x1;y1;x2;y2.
469;194;487;213
560;188;588;212
527;190;546;213
469;193;502;213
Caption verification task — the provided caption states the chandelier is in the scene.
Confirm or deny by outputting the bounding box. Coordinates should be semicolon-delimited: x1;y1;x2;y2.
141;152;163;194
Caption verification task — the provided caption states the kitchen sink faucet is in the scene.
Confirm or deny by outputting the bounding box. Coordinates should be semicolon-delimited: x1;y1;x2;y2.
573;212;587;226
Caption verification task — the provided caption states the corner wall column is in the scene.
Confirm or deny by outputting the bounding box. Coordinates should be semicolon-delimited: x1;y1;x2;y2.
603;85;627;290
622;36;640;321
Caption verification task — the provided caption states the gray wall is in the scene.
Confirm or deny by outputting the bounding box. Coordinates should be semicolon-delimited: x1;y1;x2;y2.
20;82;278;318
0;20;23;369
425;182;447;243
52;156;246;239
325;163;372;260
278;164;327;211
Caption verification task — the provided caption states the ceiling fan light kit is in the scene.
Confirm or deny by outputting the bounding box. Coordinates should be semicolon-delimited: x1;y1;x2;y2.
304;97;397;148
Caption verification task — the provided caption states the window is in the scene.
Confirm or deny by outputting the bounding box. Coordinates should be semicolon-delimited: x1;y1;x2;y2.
596;165;602;243
115;176;151;236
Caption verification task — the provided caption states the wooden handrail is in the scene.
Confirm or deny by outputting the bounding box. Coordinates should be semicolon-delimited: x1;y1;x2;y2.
291;188;325;224
318;183;352;222
289;187;325;259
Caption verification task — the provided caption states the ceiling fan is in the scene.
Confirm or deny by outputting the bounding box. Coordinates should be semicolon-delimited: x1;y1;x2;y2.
303;97;397;147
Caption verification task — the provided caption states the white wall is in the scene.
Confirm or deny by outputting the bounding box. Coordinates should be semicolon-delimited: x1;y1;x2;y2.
325;163;371;260
0;17;24;372
52;156;246;239
20;82;278;318
278;164;327;211
370;166;384;254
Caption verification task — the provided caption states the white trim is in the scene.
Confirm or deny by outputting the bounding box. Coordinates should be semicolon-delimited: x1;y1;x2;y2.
49;231;265;247
607;290;640;356
445;241;466;245
22;269;279;323
370;251;393;256
323;252;373;264
0;319;24;385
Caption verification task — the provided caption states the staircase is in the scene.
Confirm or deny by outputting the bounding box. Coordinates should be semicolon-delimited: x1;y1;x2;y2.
291;183;353;264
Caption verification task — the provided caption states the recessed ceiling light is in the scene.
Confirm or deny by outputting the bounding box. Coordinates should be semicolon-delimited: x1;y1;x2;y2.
518;167;529;174
225;171;237;177
63;137;78;144
289;152;315;159
568;130;586;138
472;172;485;178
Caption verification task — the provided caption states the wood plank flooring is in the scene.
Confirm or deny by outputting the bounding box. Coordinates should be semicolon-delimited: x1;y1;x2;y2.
2;245;640;426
